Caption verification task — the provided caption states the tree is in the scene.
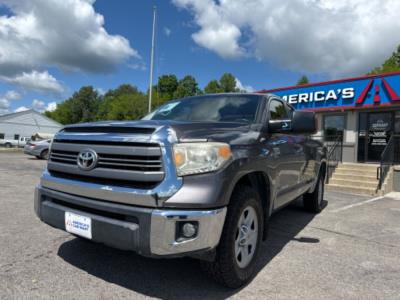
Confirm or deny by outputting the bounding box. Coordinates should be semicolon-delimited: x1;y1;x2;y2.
98;84;147;120
219;73;238;92
104;84;140;98
157;74;178;101
70;86;101;123
368;45;400;75
204;79;222;94
173;75;201;99
105;93;147;120
46;86;101;124
297;75;309;85
45;99;74;125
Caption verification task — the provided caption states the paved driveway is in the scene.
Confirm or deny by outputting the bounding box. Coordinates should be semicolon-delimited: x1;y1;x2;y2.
1;152;399;299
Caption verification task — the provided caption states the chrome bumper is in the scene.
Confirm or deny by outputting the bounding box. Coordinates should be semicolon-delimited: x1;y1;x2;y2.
35;186;226;257
150;208;227;255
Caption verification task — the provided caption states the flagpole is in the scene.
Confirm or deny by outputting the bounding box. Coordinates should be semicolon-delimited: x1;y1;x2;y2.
148;6;156;113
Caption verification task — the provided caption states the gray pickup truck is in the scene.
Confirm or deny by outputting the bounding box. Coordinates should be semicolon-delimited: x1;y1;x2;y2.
34;93;326;287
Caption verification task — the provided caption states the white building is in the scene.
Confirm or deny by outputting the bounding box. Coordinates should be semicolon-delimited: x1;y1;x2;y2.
0;109;62;141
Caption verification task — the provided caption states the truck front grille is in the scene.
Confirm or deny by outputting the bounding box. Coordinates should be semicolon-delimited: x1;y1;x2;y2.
48;139;165;187
50;149;163;172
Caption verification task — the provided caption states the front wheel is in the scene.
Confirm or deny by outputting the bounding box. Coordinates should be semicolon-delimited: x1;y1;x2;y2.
303;175;324;213
201;185;264;288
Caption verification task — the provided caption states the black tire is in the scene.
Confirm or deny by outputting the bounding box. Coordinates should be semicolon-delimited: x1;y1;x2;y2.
35;156;41;159
4;143;12;148
201;185;264;288
40;149;49;160
303;175;324;213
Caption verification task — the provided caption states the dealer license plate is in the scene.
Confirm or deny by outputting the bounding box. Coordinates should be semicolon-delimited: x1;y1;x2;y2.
65;212;92;239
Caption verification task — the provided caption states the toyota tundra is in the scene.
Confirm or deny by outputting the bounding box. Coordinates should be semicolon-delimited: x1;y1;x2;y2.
34;93;326;287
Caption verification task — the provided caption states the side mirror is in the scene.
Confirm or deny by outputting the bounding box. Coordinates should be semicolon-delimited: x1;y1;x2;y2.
292;111;317;134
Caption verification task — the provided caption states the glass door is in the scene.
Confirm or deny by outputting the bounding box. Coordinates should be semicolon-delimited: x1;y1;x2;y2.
358;112;393;162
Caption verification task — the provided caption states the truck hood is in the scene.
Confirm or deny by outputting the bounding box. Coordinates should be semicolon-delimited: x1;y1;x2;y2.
62;120;260;145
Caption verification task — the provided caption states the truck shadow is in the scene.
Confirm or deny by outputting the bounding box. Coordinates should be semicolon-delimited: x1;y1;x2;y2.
57;198;326;299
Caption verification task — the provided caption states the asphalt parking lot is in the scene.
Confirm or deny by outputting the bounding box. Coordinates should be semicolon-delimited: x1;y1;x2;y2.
1;152;400;299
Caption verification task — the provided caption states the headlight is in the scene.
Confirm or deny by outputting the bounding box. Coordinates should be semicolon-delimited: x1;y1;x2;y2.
173;142;232;176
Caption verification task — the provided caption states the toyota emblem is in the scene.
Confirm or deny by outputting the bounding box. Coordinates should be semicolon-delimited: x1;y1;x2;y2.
77;149;98;171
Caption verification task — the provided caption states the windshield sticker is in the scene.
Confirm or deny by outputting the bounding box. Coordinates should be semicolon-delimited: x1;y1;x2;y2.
158;102;179;115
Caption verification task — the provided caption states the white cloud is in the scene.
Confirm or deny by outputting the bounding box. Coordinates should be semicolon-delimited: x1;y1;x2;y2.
3;71;64;94
173;0;400;76
32;99;57;112
14;106;29;113
164;27;172;36
0;90;21;110
32;99;46;112
4;90;21;100
46;101;57;112
127;62;147;71
0;0;138;92
0;98;10;109
235;78;254;92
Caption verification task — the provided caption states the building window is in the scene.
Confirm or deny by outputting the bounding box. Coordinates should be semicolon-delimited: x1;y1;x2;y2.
323;114;345;141
0;133;4;139
14;134;20;140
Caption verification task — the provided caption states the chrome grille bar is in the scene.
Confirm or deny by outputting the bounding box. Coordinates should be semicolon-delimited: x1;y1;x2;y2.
48;140;165;184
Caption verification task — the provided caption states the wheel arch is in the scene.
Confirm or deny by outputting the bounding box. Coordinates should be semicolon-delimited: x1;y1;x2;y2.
308;159;327;193
229;171;272;241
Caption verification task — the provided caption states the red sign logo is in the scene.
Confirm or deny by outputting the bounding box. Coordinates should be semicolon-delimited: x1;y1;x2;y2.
356;78;400;105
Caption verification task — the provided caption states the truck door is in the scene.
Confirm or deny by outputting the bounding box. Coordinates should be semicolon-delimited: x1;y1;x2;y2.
266;99;302;208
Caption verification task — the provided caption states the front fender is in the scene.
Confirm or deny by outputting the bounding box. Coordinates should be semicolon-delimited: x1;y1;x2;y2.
161;154;276;211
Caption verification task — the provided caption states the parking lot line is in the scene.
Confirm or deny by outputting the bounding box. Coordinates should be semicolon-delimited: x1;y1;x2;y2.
331;195;384;213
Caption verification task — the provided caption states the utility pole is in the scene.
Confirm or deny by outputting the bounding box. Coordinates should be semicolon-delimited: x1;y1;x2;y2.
148;6;156;113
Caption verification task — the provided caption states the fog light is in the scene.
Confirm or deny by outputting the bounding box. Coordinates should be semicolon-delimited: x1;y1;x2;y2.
182;222;197;238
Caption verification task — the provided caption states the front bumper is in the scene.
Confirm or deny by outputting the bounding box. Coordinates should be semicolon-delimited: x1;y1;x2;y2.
34;186;226;257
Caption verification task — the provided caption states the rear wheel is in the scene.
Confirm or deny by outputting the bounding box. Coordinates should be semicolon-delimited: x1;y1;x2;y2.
303;175;324;213
201;185;264;288
4;143;12;148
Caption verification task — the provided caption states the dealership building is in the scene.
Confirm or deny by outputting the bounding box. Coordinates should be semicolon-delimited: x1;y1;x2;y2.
261;72;400;163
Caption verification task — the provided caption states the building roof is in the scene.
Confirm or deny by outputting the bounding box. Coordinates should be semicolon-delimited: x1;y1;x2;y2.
258;70;400;93
0;109;62;127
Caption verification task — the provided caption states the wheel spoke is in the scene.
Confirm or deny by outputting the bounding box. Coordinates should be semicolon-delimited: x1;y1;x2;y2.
241;244;251;266
234;205;259;269
245;209;255;227
247;231;258;246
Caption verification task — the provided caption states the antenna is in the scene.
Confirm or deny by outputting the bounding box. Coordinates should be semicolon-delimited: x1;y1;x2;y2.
148;6;156;113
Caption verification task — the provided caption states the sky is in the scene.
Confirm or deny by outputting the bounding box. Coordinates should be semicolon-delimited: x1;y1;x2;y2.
0;0;399;115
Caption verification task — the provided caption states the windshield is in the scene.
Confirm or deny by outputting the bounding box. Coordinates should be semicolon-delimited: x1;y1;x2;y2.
143;95;261;123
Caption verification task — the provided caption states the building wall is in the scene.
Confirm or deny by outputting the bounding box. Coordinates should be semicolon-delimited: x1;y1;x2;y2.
0;110;61;140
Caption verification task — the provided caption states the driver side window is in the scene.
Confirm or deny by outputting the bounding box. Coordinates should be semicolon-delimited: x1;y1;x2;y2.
269;99;288;120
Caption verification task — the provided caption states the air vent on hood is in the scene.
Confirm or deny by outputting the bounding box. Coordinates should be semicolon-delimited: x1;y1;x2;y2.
62;126;155;134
